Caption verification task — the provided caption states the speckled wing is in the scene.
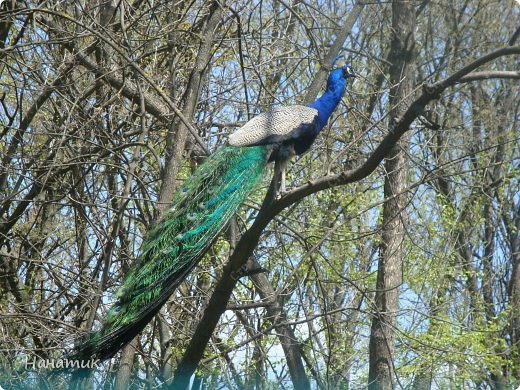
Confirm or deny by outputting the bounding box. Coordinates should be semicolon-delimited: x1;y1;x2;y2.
228;105;318;147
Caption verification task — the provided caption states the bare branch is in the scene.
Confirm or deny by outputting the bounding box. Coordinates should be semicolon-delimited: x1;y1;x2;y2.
457;70;520;83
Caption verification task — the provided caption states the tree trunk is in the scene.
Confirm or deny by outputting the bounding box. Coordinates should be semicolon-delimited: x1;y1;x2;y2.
368;0;415;388
508;206;520;379
248;258;311;390
115;340;137;390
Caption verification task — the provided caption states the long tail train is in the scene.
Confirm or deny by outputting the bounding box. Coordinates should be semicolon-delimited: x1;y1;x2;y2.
73;145;270;361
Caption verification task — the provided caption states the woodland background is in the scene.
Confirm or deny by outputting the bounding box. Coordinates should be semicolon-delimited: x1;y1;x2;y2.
0;0;519;389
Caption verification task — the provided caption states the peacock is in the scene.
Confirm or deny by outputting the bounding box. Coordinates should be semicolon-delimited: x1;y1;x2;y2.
73;64;356;361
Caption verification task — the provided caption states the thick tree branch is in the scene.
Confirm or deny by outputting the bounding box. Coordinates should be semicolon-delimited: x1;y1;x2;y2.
437;46;520;90
172;45;519;387
275;46;520;213
70;48;171;119
457;70;520;83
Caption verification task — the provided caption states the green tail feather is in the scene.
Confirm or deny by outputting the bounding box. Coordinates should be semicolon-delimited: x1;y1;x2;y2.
73;145;270;361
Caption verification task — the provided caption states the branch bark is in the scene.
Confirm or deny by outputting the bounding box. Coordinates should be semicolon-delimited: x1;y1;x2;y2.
457;70;520;83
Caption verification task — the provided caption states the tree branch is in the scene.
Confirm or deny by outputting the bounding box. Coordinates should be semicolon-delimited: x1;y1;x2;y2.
172;44;519;386
275;46;520;214
457;70;520;83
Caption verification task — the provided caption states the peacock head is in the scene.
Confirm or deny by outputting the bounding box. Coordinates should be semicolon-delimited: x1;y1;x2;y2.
326;64;356;89
342;65;356;78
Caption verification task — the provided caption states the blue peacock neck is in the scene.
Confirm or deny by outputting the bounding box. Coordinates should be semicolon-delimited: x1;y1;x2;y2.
308;77;347;131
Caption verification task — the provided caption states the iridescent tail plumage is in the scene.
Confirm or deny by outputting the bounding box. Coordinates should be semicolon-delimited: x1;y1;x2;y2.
73;145;270;361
